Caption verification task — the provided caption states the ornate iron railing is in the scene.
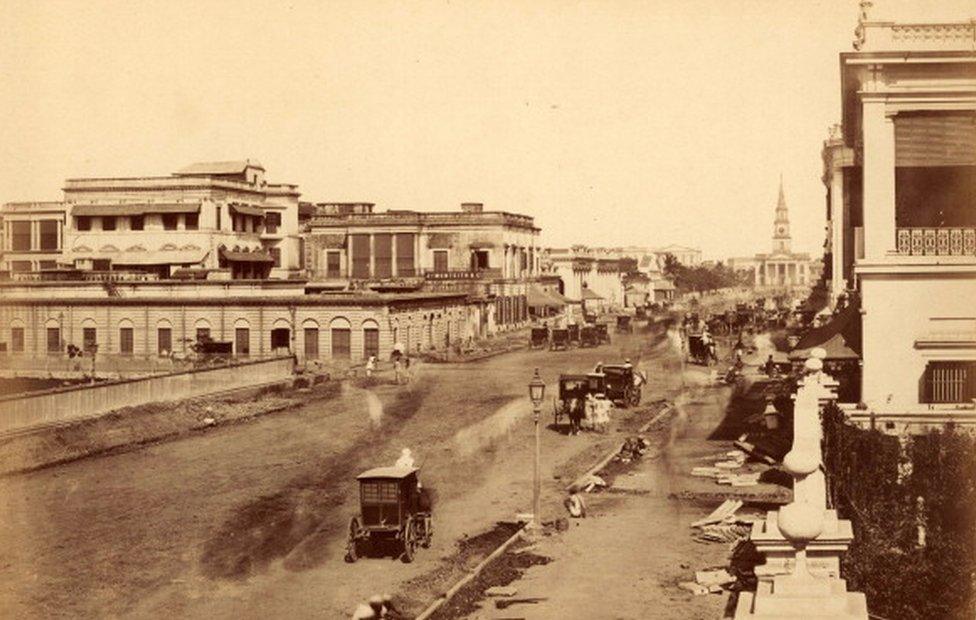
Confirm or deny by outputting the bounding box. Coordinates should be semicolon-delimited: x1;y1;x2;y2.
896;227;976;256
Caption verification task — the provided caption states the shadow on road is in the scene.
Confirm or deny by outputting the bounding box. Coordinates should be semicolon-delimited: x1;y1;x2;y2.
199;382;433;580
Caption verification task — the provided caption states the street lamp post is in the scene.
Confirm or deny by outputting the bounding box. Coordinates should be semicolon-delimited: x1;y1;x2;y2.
528;368;546;530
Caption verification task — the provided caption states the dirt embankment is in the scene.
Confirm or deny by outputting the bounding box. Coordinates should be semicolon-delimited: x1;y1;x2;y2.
0;379;340;476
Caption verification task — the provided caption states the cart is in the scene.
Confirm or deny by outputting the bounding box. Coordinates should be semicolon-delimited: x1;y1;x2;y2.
594;323;611;345
616;315;633;333
580;325;600;348
346;467;432;564
601;364;641;408
550;328;570;350
529;327;549;349
567;324;581;346
686;333;712;365
553;373;605;430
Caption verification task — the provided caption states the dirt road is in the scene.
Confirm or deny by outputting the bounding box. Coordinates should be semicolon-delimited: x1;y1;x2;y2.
0;321;683;619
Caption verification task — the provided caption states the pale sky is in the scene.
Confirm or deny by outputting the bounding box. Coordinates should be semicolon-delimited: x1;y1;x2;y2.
1;0;973;259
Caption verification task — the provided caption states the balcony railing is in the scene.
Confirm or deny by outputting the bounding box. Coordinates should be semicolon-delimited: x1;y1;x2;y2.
896;227;976;256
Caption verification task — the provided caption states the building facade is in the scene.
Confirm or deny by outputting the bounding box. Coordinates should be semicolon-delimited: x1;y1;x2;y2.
0;202;67;273
824;15;976;429
752;180;812;291
2;160;302;280
0;278;470;367
302;202;541;336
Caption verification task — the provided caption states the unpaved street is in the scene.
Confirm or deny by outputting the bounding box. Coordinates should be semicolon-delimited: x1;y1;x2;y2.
0;322;684;619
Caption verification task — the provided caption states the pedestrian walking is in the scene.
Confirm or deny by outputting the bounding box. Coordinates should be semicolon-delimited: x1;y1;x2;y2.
365;355;376;379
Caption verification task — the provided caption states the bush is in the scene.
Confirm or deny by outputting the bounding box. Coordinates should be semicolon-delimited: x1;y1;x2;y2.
822;404;976;619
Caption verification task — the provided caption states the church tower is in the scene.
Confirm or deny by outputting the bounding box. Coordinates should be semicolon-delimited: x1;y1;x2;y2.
772;176;791;254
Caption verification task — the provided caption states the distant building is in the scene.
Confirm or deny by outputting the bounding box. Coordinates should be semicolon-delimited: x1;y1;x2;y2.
301;201;541;337
544;246;638;310
654;244;702;267
0;202;67;273
2;160;303;280
61;160;302;279
751;180;812;291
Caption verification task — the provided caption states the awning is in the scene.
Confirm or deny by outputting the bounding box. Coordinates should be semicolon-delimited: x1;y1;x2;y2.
527;285;565;309
427;233;456;249
229;204;266;218
469;241;495;249
789;304;862;361
70;249;208;266
220;249;274;263
581;287;604;301
72;203;200;217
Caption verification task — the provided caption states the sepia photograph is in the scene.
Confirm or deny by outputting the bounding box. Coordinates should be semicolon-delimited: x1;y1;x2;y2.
0;1;974;618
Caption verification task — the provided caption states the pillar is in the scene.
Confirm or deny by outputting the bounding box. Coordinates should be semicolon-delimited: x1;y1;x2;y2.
750;349;854;580
738;352;863;619
862;97;896;260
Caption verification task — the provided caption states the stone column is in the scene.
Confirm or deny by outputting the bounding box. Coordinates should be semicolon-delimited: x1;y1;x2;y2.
830;165;845;301
862;97;896;260
738;352;864;619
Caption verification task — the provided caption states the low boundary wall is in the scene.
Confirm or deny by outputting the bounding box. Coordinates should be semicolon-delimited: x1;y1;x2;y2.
0;356;295;435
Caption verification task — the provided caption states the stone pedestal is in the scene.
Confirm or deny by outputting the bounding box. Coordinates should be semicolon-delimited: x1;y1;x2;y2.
751;509;853;580
735;577;868;619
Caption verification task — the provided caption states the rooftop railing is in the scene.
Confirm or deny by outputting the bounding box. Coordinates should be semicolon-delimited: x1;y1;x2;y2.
896;227;976;257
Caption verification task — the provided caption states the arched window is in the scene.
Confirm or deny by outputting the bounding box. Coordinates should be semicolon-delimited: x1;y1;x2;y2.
193;318;212;343
330;317;351;359
271;318;291;354
9;318;26;353
362;318;380;359
156;319;173;356
80;318;98;353
302;318;320;359
118;318;135;355
234;318;250;356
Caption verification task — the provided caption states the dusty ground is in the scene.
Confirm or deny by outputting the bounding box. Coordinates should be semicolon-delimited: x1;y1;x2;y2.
0;320;683;619
454;346;790;620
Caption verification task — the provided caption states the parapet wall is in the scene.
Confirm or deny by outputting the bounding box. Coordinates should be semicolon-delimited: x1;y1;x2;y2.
0;356;295;435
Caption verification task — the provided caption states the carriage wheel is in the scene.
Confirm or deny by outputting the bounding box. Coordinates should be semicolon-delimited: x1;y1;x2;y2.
401;519;418;563
421;515;433;548
345;517;362;563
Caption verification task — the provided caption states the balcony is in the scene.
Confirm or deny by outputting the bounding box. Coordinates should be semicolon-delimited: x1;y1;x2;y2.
896;227;976;257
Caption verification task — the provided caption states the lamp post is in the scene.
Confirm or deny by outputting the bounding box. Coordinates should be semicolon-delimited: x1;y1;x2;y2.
528;368;546;530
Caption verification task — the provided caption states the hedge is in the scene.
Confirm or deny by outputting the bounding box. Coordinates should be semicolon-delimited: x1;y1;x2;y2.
821;404;976;620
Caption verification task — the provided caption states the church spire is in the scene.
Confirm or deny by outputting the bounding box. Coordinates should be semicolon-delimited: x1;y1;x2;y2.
773;176;791;254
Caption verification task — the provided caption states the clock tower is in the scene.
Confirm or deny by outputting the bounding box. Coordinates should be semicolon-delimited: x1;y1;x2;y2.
772;176;791;254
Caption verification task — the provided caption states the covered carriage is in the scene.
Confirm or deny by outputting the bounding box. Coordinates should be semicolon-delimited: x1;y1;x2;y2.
346;467;432;564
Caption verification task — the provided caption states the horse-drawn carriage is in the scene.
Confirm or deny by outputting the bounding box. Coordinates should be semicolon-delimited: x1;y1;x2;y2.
346;467;432;564
529;327;549;349
567;324;581;346
601;364;641;407
616;315;633;333
580;325;600;348
550;328;570;350
686;332;714;365
553;373;606;429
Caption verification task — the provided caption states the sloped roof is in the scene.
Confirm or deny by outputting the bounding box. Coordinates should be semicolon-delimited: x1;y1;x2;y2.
528;285;565;308
789;303;861;361
581;287;604;300
176;160;263;176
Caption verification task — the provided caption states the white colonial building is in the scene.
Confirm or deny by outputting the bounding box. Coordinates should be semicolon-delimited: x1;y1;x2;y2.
823;15;976;430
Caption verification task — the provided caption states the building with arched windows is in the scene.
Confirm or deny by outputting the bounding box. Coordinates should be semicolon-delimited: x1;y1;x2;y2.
0;278;470;374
